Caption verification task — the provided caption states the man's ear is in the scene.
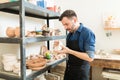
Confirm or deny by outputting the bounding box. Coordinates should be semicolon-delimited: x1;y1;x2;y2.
73;17;77;23
72;17;77;25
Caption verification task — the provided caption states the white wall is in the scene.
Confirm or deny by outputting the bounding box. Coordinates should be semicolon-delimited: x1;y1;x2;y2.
55;0;120;52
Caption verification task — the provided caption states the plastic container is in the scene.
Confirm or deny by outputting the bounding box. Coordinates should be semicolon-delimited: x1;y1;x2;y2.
37;0;46;8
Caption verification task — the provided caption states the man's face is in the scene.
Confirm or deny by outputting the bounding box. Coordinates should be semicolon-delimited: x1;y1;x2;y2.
61;17;75;33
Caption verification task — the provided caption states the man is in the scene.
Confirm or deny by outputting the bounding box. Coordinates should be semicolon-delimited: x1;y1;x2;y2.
57;10;95;80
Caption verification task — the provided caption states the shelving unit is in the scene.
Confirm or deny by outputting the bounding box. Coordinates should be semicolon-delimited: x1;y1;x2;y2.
0;0;66;80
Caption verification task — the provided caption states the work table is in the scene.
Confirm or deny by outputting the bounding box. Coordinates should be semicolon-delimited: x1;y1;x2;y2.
90;54;120;80
90;54;120;69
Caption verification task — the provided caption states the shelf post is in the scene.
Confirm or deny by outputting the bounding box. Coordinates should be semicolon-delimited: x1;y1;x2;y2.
19;0;26;80
46;15;50;50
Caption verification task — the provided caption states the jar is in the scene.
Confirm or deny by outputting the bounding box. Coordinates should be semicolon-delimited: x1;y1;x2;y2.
6;27;15;38
15;27;20;37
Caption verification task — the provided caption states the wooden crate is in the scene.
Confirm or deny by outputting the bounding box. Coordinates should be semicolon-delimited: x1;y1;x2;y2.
45;73;60;80
52;72;64;80
50;65;65;74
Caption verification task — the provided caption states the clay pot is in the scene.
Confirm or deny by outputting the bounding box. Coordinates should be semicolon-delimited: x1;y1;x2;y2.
47;7;55;11
6;27;15;37
53;40;63;50
15;27;20;37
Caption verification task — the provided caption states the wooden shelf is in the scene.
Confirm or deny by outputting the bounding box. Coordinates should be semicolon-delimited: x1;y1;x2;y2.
104;27;120;30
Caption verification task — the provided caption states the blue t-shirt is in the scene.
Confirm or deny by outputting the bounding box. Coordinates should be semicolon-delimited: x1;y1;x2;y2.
67;23;95;58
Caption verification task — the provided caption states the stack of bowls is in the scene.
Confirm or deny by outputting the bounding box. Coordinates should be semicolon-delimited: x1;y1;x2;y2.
2;53;17;71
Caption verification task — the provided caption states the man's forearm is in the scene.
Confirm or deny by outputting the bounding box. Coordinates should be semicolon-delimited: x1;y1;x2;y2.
68;49;94;62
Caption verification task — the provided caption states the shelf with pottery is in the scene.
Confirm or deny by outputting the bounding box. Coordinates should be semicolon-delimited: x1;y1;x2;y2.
0;0;66;80
104;27;120;30
104;16;120;30
0;0;59;19
0;57;66;80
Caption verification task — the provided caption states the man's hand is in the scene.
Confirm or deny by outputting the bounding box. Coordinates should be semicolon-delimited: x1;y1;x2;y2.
54;45;70;54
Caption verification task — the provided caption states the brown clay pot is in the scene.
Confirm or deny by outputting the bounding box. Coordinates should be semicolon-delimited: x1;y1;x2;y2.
6;27;15;38
15;27;20;37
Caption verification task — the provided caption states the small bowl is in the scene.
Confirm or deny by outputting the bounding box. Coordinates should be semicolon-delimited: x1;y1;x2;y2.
42;30;50;36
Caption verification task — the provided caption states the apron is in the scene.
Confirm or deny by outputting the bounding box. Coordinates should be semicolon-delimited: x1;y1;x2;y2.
64;33;90;80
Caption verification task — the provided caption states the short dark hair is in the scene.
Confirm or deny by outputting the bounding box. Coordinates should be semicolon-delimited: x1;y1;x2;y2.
59;10;77;21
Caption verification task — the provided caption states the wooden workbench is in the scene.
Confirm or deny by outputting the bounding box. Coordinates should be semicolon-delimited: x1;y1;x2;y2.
89;55;120;80
90;58;120;69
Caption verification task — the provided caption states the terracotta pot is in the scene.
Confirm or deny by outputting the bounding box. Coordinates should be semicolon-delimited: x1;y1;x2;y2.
6;27;15;37
15;27;20;37
47;7;55;11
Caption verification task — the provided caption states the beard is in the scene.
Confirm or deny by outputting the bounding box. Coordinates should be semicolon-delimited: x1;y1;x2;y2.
68;23;75;33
